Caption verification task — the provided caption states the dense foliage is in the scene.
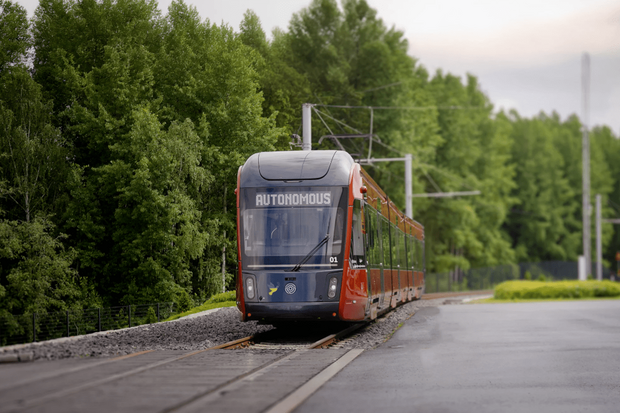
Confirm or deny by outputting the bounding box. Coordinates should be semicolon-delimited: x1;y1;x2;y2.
1;0;619;316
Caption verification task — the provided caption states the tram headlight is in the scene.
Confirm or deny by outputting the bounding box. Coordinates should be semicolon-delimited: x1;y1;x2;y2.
328;277;338;299
246;277;255;299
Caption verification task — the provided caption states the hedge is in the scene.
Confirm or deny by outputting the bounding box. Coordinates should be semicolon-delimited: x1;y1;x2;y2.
494;280;620;300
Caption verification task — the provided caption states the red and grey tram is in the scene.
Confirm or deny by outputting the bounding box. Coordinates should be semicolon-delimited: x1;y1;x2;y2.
236;150;425;323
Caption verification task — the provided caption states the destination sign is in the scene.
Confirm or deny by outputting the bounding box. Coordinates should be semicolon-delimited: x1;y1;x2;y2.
255;192;332;207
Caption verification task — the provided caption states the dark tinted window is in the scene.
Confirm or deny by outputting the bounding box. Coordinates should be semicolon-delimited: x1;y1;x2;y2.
350;199;365;266
381;217;391;269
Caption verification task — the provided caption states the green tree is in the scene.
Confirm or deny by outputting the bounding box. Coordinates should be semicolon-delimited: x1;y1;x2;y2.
0;0;30;73
0;68;69;222
31;0;283;304
412;73;515;272
503;112;579;261
590;126;620;267
0;216;94;315
93;109;210;304
238;10;311;135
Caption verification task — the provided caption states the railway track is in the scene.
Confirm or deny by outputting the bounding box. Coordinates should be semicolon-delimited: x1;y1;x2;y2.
214;322;367;351
0;325;366;413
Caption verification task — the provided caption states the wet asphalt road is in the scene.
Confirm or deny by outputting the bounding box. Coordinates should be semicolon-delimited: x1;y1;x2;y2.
296;300;620;413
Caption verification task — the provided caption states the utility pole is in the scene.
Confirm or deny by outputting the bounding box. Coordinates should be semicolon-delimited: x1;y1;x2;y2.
222;186;227;293
596;194;602;281
405;154;412;218
582;53;591;277
302;103;313;151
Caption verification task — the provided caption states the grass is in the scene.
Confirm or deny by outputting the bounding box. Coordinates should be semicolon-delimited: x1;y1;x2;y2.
488;280;620;302
472;296;620;304
165;291;237;321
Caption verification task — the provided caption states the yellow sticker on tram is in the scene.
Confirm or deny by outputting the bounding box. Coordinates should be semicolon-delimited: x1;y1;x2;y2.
269;287;278;296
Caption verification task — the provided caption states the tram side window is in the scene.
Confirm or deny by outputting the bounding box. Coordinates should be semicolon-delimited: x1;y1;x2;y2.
398;231;407;269
350;200;365;265
365;205;380;266
416;239;423;270
381;217;391;268
390;223;398;269
408;235;415;270
421;240;425;272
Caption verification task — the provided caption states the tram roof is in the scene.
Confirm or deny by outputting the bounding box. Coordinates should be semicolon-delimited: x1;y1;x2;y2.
239;150;355;187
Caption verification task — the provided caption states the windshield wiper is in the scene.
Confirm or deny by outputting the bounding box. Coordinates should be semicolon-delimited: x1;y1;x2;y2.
288;234;330;272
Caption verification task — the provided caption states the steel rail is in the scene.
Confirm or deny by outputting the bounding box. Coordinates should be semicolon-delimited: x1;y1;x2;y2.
208;335;254;349
307;323;367;349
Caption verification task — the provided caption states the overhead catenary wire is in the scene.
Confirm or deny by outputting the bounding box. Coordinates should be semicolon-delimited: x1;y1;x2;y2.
313;107;404;156
315;104;480;111
307;102;482;200
416;162;479;192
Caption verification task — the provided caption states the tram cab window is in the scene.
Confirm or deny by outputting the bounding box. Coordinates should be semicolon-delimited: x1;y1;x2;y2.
350;199;365;266
239;187;348;270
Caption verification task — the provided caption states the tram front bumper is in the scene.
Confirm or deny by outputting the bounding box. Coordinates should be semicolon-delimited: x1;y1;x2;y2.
244;302;340;321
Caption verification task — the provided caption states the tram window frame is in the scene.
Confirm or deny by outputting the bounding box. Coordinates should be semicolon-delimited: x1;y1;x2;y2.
398;231;407;270
408;235;415;270
381;217;391;269
365;205;381;267
390;223;398;269
350;199;365;266
416;239;423;270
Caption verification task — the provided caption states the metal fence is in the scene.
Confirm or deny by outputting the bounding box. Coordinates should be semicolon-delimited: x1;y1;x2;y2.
425;261;614;294
425;264;519;293
0;302;177;347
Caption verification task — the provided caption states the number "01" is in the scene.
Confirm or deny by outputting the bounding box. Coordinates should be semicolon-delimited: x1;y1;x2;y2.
330;257;338;263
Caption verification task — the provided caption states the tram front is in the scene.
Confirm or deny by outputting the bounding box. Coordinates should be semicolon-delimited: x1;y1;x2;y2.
236;151;354;322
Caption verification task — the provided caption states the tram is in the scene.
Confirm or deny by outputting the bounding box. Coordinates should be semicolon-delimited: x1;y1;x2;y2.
236;150;425;323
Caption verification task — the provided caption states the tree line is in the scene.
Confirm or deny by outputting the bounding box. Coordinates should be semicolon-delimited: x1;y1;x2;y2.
1;0;619;317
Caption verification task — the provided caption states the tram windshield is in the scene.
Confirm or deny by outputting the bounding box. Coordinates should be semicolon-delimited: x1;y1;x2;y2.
240;187;347;270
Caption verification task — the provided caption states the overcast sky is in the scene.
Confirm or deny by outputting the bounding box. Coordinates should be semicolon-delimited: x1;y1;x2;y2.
16;0;620;134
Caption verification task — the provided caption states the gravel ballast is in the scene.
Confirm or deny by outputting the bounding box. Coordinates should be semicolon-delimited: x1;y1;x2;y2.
0;296;482;361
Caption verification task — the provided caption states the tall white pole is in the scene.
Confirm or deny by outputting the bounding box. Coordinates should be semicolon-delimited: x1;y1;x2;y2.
596;194;602;281
582;53;591;277
405;154;412;218
302;103;312;151
222;186;226;292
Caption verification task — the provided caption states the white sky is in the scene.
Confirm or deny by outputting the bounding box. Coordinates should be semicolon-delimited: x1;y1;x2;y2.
16;0;620;134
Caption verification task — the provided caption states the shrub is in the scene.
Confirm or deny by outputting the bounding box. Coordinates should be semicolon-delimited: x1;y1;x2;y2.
537;274;547;282
206;291;236;304
145;306;158;324
494;280;620;300
175;290;194;313
523;271;532;280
